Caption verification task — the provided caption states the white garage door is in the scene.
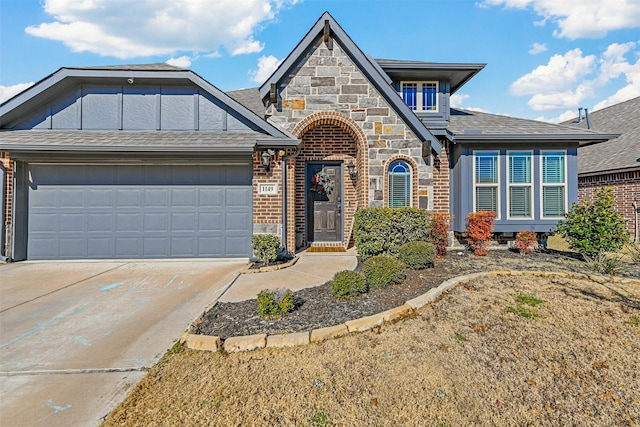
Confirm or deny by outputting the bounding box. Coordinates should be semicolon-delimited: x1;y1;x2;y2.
27;164;252;259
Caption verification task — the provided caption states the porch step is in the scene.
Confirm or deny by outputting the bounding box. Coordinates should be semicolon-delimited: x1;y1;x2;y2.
304;245;347;253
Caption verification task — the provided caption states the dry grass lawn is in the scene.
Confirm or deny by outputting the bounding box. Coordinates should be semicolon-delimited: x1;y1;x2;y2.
103;275;640;427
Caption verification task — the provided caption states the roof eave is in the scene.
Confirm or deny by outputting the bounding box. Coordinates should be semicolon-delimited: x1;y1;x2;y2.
453;133;620;145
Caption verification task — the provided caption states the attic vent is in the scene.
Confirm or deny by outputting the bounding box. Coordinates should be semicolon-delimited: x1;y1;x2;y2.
464;129;482;135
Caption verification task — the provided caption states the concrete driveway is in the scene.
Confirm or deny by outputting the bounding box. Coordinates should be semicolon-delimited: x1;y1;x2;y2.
0;259;245;427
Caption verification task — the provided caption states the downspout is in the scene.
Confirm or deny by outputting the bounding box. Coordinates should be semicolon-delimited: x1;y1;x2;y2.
281;147;301;255
0;162;8;262
633;200;638;243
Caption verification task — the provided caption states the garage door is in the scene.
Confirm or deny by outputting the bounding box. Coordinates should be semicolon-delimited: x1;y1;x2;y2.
27;164;252;259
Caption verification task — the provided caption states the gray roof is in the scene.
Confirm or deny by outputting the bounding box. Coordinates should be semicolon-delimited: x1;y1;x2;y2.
561;97;640;174
0;130;297;154
69;63;185;71
448;108;618;145
257;12;442;155
227;88;265;118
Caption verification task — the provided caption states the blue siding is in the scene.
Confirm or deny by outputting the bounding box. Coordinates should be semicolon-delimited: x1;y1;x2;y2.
451;143;579;233
10;84;261;132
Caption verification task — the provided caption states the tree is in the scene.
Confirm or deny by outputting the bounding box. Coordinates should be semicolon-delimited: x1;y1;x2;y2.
556;187;629;258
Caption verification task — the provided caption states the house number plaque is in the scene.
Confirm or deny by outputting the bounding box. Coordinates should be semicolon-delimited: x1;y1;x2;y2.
258;183;278;195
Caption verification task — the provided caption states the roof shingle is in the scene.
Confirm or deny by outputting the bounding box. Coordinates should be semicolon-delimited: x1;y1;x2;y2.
561;97;640;174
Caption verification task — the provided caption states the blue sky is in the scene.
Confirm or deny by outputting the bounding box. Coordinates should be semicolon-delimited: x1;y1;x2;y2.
1;0;639;122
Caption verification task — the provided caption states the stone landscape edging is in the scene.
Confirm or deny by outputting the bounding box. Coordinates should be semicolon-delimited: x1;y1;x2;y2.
240;256;299;274
181;270;640;353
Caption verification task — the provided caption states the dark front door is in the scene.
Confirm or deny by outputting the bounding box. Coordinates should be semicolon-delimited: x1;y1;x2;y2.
307;163;342;242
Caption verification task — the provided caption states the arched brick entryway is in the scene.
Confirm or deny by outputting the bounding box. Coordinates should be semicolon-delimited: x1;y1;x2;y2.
289;112;367;250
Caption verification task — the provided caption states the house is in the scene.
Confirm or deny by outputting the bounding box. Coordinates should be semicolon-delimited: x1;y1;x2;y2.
561;97;640;241
0;12;618;261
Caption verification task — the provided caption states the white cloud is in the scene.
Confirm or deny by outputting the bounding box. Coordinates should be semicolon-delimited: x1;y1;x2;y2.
249;55;282;83
450;93;470;108
528;42;547;55
511;41;640;112
25;0;300;59
0;82;35;104
165;56;192;68
481;0;640;39
510;48;596;96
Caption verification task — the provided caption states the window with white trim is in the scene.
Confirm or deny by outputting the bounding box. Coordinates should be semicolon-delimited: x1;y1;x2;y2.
400;82;438;111
474;151;499;216
388;160;411;207
541;151;566;218
508;151;532;218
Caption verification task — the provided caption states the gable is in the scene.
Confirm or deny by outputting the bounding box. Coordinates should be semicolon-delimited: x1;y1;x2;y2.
259;12;441;154
0;67;290;139
5;82;261;132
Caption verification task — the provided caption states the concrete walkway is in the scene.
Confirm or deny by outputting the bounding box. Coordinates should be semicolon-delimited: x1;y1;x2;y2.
219;251;358;302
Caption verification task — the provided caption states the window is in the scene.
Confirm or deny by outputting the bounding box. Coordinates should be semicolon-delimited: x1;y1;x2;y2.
508;151;532;218
474;151;499;216
401;82;438;111
541;151;566;218
388;160;411;207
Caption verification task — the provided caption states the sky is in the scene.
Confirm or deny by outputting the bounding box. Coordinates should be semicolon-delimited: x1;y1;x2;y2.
1;0;639;123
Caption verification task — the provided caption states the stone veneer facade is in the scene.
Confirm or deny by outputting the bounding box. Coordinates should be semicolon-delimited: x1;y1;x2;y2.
253;37;441;250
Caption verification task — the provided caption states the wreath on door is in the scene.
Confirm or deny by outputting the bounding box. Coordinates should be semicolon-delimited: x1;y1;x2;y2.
310;170;334;195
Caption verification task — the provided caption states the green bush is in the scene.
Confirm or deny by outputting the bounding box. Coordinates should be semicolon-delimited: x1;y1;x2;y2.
363;255;406;289
330;270;367;299
354;207;431;260
251;234;280;266
257;288;295;319
398;241;436;269
556;187;629;258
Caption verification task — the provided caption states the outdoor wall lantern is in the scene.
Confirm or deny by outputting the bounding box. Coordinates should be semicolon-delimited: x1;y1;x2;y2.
347;160;358;180
261;149;274;172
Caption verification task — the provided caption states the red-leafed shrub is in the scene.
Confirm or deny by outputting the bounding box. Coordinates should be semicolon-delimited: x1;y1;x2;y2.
515;231;537;255
431;213;452;257
465;211;496;256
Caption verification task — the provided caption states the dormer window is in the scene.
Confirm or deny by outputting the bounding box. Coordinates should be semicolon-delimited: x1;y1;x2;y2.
400;82;438;112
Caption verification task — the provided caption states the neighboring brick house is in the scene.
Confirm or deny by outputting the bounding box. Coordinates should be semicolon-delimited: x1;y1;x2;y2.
0;12;618;261
561;97;640;241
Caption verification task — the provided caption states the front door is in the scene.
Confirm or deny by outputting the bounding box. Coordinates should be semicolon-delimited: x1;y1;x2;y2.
307;163;342;242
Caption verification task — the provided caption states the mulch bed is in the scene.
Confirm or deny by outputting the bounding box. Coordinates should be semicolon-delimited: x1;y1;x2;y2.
194;249;640;339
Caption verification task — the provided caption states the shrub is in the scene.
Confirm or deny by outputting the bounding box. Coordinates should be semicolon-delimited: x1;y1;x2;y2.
398;241;436;269
431;213;451;257
257;288;295;319
585;253;627;276
515;231;537;255
251;234;280;266
331;270;367;299
354;207;431;260
363;255;406;289
555;187;629;258
465;211;496;256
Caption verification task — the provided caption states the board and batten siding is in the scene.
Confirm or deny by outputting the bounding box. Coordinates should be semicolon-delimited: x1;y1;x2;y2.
11;84;260;132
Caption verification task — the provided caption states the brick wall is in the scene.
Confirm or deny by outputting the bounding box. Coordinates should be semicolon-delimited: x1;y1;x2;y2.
294;123;358;248
252;151;284;237
578;170;640;239
432;142;450;213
